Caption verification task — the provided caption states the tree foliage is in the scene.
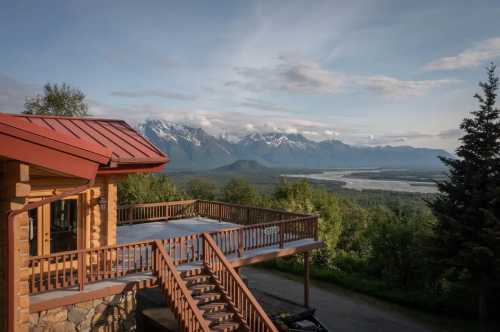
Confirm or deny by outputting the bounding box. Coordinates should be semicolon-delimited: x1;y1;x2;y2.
118;174;183;204
185;178;217;200
429;63;500;320
222;178;263;205
24;83;90;116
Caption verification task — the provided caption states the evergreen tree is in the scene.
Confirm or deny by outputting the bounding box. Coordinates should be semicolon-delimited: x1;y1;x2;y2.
24;82;89;116
430;64;500;321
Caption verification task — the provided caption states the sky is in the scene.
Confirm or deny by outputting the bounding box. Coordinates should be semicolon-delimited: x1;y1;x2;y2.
1;0;500;152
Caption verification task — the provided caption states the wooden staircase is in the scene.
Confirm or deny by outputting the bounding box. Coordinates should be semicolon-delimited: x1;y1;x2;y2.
181;268;242;332
153;234;278;332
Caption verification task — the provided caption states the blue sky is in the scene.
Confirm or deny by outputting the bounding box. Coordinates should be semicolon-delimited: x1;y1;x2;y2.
1;0;500;152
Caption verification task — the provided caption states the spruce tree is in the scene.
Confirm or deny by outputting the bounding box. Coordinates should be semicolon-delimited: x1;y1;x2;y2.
430;63;500;321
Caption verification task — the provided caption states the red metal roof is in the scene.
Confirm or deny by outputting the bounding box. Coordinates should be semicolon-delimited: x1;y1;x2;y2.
13;114;169;173
0;113;112;179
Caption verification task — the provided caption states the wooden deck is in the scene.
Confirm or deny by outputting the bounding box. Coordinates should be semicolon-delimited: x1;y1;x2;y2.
27;200;322;329
30;236;322;312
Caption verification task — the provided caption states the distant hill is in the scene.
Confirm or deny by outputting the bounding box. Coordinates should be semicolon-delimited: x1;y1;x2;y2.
138;119;453;171
213;160;269;173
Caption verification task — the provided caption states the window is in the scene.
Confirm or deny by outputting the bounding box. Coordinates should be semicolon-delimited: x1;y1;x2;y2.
50;199;78;253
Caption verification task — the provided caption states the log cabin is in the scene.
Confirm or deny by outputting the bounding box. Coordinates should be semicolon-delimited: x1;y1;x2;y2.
0;112;323;332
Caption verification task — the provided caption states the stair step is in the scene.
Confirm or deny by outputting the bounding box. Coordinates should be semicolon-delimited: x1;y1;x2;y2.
194;292;222;305
190;283;217;295
199;302;228;314
205;311;235;326
211;321;240;332
183;274;212;286
180;267;204;278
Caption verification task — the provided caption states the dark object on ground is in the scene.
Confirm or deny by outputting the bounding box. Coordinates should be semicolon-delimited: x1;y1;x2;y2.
272;309;329;332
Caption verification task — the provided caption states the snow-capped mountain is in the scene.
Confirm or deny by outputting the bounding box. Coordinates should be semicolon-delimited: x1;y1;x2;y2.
139;119;452;170
139;120;234;170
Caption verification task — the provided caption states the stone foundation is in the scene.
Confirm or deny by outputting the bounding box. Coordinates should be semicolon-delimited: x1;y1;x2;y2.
29;290;137;332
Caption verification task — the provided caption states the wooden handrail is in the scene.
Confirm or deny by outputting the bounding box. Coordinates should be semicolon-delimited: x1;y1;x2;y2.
28;204;319;295
203;233;279;332
196;200;309;218
117;199;316;225
117;200;198;225
154;240;211;332
118;200;197;209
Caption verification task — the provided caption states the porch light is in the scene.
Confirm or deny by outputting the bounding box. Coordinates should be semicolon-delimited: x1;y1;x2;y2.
98;196;107;212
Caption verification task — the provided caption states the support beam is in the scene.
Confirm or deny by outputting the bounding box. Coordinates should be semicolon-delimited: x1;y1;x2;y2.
304;251;310;308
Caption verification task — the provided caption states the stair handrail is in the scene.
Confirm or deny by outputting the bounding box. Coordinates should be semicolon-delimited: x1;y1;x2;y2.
154;240;211;332
203;233;279;332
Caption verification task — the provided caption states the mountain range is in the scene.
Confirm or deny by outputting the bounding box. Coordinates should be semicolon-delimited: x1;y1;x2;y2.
138;120;453;171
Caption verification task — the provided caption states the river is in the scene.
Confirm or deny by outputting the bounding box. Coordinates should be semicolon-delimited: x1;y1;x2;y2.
285;169;438;194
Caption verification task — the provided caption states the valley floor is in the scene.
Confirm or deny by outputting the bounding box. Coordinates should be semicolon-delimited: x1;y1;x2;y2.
242;267;486;332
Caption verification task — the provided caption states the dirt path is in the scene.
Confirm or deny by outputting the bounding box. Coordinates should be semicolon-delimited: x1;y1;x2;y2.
242;267;478;332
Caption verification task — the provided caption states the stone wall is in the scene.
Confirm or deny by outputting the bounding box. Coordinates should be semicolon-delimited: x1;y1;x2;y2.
29;291;136;332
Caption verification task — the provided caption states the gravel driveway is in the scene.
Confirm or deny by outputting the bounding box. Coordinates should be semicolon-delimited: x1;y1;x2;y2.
242;267;480;332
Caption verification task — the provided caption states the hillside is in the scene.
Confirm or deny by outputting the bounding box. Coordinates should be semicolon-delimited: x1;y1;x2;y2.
213;160;269;172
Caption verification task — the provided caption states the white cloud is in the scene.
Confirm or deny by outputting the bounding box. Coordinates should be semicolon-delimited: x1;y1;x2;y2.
324;129;340;137
111;89;196;101
0;74;38;113
356;75;458;98
238;98;293;113
423;37;500;71
228;56;457;98
244;123;256;131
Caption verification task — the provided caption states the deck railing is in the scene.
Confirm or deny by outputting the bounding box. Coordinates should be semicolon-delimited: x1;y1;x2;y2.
29;200;318;295
118;199;311;226
203;233;278;332
154;240;211;332
117;200;197;225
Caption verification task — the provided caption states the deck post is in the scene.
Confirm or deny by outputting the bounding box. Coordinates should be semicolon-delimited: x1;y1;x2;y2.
304;251;310;308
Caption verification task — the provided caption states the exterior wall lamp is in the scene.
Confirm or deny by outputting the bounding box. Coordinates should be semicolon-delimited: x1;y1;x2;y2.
98;196;107;212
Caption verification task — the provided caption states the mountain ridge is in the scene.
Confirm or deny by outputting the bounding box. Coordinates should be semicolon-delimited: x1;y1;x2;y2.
138;119;453;171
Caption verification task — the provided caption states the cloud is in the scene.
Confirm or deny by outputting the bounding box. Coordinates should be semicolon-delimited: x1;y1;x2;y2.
237;98;294;113
0;74;38;113
423;37;500;71
110;89;196;101
437;128;462;139
356;75;458;98
227;59;346;95
227;56;457;98
324;129;340;137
